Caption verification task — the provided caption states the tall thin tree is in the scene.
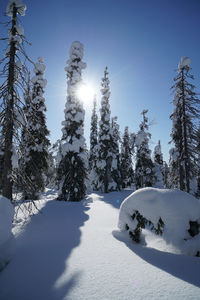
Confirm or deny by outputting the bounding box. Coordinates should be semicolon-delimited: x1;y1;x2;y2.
96;66;113;193
57;41;88;201
121;126;134;188
170;57;200;193
89;95;99;190
135;110;155;189
21;58;50;199
0;0;27;201
110;116;121;190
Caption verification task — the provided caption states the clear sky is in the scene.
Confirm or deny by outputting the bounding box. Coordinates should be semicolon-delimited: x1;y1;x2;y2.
1;0;200;161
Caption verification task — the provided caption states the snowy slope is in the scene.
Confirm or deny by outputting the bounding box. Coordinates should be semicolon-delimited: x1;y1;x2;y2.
0;189;200;300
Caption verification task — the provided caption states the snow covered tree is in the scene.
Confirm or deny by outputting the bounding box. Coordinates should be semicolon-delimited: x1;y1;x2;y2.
89;96;99;190
168;147;179;188
169;57;200;193
20;58;50;199
153;140;164;188
120;126;134;188
195;126;200;197
96;67;115;193
153;140;163;165
135;110;155;189
0;133;4;192
110;116;121;190
163;161;170;188
57;41;88;201
0;0;27;201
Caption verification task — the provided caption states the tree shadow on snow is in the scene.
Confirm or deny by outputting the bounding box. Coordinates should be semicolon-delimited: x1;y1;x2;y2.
97;188;134;209
0;195;90;300
113;230;200;288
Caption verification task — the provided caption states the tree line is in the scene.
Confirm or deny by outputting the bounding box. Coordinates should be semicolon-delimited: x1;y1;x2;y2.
0;0;200;204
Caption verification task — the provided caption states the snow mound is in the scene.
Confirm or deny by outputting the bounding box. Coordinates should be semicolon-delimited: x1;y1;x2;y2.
118;188;200;256
0;196;15;271
178;56;191;70
6;0;26;17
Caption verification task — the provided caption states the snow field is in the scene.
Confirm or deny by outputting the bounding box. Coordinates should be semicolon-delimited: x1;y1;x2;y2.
0;196;15;271
0;189;200;299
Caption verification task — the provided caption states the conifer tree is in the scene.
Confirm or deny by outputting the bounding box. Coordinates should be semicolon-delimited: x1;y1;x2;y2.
163;161;170;188
110;116;121;190
135;110;155;189
21;58;50;199
153;140;164;188
168;147;179;188
170;57;200;193
57;41;88;201
89;96;99;190
121;126;134;188
0;0;27;200
96;67;114;193
196;126;200;197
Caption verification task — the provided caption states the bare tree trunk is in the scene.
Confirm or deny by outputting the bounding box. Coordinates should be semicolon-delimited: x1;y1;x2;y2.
2;6;17;201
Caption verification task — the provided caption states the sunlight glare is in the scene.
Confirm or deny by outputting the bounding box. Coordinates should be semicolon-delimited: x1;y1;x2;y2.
77;83;95;103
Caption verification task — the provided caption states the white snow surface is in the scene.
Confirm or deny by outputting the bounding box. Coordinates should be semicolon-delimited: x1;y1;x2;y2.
0;196;15;271
118;188;200;256
0;189;200;299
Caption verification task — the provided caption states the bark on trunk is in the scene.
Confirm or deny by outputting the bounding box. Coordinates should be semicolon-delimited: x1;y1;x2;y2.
2;6;17;201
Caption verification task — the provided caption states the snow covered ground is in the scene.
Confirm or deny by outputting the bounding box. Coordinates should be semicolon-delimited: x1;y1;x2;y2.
0;189;200;299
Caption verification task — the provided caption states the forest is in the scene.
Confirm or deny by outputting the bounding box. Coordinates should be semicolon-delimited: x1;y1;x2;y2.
0;1;200;299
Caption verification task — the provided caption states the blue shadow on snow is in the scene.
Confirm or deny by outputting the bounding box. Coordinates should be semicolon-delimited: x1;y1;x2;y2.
113;230;200;288
0;194;90;300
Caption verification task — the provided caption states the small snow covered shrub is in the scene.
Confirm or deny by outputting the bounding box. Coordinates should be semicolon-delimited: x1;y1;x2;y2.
118;188;200;256
0;196;15;271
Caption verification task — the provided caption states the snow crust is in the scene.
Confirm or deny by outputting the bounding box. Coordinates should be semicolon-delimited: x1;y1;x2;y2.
6;0;26;17
0;196;15;271
118;187;200;256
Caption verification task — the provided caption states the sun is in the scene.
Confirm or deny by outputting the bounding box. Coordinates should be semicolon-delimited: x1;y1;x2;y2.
77;83;95;103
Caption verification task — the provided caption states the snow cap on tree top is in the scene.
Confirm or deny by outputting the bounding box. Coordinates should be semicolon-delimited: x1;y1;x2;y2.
34;57;46;74
6;0;26;17
69;41;84;60
178;56;191;71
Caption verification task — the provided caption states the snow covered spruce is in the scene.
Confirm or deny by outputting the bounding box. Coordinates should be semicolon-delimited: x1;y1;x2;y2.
169;57;200;194
0;196;15;271
153;140;164;188
121;126;134;188
88;96;99;190
96;67;120;192
118;188;200;256
20;58;50;200
57;41;88;201
135;110;155;189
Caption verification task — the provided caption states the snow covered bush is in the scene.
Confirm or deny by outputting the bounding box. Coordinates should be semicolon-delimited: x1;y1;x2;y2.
0;196;15;271
118;188;200;256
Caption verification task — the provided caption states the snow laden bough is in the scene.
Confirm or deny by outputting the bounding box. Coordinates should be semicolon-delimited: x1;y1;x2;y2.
6;0;26;17
0;196;15;271
118;188;200;256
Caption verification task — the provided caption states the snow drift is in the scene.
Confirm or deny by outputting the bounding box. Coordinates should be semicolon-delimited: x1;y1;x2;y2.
118;188;200;256
0;196;15;271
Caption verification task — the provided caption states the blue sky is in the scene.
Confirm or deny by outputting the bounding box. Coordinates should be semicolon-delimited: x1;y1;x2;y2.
1;0;200;161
